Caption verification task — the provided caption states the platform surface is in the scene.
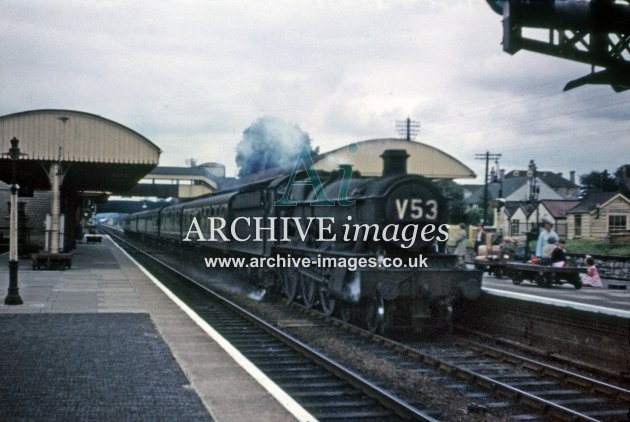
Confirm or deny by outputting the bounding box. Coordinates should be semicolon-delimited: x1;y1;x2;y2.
481;271;630;316
0;237;298;421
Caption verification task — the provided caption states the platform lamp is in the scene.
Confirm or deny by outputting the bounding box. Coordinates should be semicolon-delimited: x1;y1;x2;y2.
3;137;26;305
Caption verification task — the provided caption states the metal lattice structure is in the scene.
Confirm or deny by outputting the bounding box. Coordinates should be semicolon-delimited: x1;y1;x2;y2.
487;0;630;91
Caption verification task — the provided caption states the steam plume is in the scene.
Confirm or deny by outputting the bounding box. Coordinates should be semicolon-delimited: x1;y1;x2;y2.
235;116;315;177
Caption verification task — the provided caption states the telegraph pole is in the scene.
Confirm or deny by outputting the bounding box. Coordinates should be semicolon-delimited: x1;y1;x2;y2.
475;151;502;225
396;117;420;141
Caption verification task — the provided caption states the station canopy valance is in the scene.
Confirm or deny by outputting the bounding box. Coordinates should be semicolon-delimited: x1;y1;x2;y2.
0;109;161;194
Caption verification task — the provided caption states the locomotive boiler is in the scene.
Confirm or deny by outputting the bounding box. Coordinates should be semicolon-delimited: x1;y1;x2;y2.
124;148;482;335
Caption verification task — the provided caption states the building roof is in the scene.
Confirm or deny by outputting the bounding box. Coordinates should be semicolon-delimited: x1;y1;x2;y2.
540;200;581;218
148;166;221;182
465;177;532;205
505;169;577;189
502;201;535;218
566;191;619;214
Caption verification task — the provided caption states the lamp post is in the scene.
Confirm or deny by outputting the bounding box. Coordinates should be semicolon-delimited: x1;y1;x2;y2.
524;159;539;260
4;137;24;305
527;159;540;228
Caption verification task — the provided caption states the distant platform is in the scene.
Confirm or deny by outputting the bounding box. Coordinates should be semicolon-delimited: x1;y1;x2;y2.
482;275;630;318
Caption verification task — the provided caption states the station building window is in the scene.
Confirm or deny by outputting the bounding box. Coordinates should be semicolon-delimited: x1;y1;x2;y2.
510;219;520;235
574;214;582;237
609;215;627;232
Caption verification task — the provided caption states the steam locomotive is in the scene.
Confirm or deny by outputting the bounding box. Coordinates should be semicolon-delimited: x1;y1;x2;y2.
124;148;482;334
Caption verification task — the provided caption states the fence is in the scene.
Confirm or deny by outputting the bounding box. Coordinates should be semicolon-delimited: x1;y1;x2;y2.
508;222;568;238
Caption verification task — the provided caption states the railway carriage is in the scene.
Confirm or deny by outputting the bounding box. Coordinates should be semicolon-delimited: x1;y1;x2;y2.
124;209;160;238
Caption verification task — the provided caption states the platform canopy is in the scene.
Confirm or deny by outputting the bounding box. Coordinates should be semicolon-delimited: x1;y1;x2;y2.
314;138;476;179
0;109;161;195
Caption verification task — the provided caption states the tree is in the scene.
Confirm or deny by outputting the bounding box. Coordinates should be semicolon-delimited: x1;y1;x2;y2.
235;116;316;177
614;164;630;196
465;207;492;226
435;180;466;223
579;169;619;197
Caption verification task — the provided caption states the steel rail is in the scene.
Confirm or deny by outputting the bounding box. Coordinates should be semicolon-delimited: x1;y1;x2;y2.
457;338;630;403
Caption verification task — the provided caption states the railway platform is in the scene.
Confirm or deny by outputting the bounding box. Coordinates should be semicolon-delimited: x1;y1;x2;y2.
481;272;630;317
0;237;301;421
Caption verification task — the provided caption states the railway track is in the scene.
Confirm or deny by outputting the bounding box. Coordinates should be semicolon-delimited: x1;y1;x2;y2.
106;229;630;420
292;306;630;421
408;340;630;421
292;298;630;420
106;230;439;421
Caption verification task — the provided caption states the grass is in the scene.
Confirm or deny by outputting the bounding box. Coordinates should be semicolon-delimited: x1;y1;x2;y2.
565;238;630;257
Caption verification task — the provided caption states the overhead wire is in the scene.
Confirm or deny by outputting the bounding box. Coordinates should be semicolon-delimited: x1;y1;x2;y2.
417;84;629;180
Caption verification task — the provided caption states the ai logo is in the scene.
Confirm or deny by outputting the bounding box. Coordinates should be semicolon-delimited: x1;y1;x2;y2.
274;145;356;207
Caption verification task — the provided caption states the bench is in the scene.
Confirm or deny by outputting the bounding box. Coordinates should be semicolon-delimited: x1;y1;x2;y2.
31;252;73;270
85;234;103;244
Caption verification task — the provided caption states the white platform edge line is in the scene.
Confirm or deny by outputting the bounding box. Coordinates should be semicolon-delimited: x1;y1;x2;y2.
109;236;318;422
483;287;630;319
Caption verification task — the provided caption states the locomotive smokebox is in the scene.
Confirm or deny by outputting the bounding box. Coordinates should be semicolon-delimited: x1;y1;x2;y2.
381;149;410;176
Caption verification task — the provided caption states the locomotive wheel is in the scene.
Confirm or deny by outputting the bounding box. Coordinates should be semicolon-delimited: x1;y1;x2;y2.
319;288;336;316
282;269;300;303
365;294;384;335
301;276;318;309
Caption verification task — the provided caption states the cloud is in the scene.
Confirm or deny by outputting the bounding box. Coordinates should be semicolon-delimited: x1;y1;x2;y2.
1;0;628;182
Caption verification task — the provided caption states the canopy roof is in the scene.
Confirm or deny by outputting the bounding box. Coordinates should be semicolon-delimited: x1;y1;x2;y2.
0;109;160;193
313;138;476;179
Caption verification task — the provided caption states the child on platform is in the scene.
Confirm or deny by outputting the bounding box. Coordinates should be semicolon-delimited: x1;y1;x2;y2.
581;257;603;287
550;239;567;268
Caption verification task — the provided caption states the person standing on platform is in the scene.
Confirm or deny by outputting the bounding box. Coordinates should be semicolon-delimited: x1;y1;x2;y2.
454;223;467;266
535;221;558;258
581;257;603;287
473;223;485;255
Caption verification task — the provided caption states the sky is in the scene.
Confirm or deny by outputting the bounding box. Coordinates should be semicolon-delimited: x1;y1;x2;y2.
2;0;628;183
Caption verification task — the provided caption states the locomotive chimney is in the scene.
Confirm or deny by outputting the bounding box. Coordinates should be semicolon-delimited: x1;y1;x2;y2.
381;149;409;176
